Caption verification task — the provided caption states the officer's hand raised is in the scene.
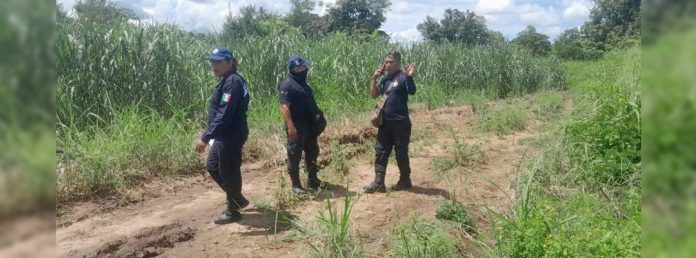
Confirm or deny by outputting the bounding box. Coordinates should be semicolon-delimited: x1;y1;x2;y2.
406;63;416;77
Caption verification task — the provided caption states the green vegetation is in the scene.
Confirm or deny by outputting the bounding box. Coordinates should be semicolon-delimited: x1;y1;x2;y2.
431;158;457;183
327;141;351;180
531;91;564;117
492;47;641;257
46;1;653;256
511;26;552;57
431;138;484;183
57;108;201;202
436;200;475;233
495;190;640;257
475;101;528;136
392;215;461;258
56;5;564;203
297;193;362;258
642;20;696;257
552;0;640;60
453;140;485;166
0;0;55;217
272;172;312;210
417;9;501;46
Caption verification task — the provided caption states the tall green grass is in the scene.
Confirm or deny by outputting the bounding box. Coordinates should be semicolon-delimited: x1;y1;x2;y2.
57;108;201;203
57;21;565;131
642;23;696;257
392;215;462;258
56;17;565;202
0;0;55;217
295;192;362;258
492;47;641;257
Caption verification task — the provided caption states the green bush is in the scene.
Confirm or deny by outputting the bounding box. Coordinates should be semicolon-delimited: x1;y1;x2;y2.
493;47;641;257
476;102;528;136
453;140;485;165
642;22;696;257
300;193;362;258
431;157;457;182
328;141;350;180
392;215;461;258
495;192;640;257
533;91;564;116
57;108;201;202
0;0;55;216
562;48;640;188
436;200;475;233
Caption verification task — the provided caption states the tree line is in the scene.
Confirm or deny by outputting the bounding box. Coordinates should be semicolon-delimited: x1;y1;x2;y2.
58;0;641;60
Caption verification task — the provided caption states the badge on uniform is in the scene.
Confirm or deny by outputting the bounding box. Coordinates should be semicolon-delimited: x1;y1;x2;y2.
221;93;231;103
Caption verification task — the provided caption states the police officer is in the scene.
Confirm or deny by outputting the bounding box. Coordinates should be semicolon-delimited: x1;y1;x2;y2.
363;51;417;193
195;47;250;224
279;55;325;194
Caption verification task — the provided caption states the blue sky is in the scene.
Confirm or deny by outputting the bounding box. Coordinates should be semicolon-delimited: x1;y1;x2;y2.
58;0;593;42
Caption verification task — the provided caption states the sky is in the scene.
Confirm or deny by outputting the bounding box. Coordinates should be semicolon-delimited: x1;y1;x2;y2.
57;0;594;43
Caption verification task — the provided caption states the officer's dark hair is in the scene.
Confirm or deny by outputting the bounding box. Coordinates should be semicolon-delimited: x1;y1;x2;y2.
228;57;238;71
384;51;402;65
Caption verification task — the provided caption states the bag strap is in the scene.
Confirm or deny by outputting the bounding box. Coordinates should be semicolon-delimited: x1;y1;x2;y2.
376;80;398;109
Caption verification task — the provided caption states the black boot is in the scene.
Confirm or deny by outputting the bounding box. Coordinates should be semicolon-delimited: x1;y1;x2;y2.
228;197;249;210
289;170;307;194
391;176;412;191
214;207;241;224
223;183;249;210
307;177;325;190
362;173;386;193
307;167;325;190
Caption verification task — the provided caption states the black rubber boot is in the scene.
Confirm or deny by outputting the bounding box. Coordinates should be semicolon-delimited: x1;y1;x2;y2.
307;167;325;190
307;178;325;190
391;177;412;191
222;183;249;210
289;170;307;194
362;173;386;193
214;208;241;224
228;197;249;210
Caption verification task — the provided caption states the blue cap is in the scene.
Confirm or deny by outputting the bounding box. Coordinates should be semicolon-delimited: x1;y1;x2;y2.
288;55;312;69
209;47;234;61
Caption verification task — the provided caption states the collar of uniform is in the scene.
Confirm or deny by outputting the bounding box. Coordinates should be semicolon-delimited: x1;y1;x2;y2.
218;71;237;85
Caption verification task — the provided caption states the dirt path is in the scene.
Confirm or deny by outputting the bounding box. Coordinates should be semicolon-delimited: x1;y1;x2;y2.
56;102;544;258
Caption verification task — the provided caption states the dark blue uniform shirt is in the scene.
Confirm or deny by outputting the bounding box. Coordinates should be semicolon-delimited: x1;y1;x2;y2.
201;72;250;142
377;71;416;121
278;76;320;124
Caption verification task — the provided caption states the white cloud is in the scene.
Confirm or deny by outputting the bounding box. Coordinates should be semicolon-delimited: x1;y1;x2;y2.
389;27;423;43
57;0;77;16
518;3;559;27
563;1;591;20
475;0;514;14
542;26;562;37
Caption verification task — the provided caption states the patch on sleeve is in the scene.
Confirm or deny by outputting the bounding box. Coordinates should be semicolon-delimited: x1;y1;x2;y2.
221;93;232;103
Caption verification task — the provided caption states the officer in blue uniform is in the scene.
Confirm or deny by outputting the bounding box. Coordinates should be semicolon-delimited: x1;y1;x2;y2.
363;51;417;193
279;55;326;194
195;47;250;224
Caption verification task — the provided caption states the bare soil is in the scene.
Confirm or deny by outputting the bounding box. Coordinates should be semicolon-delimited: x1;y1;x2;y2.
56;102;545;258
